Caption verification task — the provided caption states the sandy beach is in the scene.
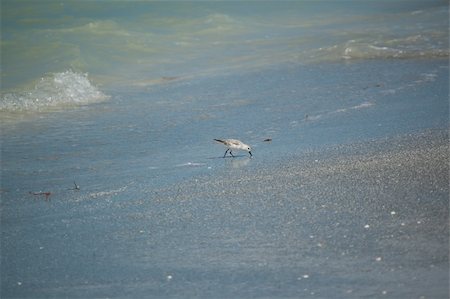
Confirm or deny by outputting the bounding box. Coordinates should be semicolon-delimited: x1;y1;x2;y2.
4;128;444;298
132;128;448;298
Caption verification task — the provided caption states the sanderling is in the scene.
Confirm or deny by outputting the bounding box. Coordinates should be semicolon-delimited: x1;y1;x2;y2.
214;139;252;158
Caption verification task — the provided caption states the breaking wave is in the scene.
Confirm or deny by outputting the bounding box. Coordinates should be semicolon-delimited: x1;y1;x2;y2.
0;70;108;112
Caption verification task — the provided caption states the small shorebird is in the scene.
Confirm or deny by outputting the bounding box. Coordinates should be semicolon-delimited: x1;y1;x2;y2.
214;139;252;158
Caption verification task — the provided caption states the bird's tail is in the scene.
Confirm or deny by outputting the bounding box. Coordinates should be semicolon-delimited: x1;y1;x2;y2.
214;139;225;144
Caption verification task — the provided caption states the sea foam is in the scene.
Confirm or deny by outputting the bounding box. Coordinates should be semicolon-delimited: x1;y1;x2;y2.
0;70;108;112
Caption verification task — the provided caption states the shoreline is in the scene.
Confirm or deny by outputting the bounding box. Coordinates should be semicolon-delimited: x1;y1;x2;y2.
173;127;448;198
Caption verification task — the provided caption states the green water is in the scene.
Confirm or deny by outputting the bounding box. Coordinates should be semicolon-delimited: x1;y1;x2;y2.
2;0;448;92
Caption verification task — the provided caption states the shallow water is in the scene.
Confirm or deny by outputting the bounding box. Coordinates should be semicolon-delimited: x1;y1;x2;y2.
2;59;448;189
1;1;449;298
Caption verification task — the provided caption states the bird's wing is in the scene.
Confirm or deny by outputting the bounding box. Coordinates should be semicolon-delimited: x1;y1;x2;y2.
228;139;241;146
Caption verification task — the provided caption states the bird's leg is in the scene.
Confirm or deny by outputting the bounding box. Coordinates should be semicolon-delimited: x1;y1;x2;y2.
223;149;229;158
229;150;235;157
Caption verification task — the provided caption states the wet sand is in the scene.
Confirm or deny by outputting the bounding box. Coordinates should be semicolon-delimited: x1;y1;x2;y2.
144;128;449;298
2;130;448;298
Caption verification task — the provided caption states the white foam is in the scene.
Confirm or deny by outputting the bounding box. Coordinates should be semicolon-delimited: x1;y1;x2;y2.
351;102;374;110
89;186;127;199
0;70;108;112
176;162;206;167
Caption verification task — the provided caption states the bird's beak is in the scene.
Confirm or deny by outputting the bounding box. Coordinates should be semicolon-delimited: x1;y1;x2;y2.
249;151;252;157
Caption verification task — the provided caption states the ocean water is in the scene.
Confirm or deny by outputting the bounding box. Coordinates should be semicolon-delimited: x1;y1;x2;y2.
1;1;449;298
1;0;448;114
